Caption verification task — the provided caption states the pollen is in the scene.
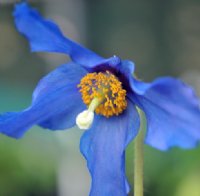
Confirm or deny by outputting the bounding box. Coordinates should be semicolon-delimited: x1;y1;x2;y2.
78;71;127;117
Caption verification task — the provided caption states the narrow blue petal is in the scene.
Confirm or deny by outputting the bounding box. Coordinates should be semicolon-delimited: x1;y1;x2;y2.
118;60;135;76
119;60;151;94
87;55;121;71
13;2;103;66
131;77;200;150
114;60;150;95
80;100;140;196
0;63;87;138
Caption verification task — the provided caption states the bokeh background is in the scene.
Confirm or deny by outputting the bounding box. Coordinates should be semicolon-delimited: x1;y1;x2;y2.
0;0;200;195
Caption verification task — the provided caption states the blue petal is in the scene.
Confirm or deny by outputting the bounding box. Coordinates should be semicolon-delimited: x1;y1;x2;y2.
87;55;121;72
118;60;135;76
0;62;87;138
119;60;151;94
80;100;140;196
131;77;200;150
14;2;103;66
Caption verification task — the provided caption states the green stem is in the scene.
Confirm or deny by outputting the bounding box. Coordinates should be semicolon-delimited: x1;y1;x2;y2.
134;116;144;196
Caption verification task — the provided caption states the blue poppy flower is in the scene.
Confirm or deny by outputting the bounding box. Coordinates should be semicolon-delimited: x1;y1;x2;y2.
1;2;200;196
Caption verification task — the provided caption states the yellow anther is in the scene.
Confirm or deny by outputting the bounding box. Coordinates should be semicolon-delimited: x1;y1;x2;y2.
78;71;127;117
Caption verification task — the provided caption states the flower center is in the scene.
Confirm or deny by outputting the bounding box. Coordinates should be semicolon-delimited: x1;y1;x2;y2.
78;71;127;117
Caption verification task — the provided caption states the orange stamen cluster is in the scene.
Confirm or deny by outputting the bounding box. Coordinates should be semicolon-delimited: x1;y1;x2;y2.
78;71;127;117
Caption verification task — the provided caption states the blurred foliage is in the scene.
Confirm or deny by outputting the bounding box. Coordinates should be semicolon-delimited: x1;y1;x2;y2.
127;136;200;196
0;134;58;196
0;85;60;196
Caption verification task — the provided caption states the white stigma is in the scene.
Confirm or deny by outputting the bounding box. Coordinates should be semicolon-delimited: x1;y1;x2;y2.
76;97;102;130
76;110;94;130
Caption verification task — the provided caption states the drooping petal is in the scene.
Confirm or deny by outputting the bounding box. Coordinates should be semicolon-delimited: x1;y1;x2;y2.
131;77;200;150
118;60;135;76
13;2;103;66
118;60;151;94
80;100;140;196
0;62;87;138
111;60;150;94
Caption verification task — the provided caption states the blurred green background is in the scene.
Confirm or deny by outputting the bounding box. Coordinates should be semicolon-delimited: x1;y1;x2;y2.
0;0;200;195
